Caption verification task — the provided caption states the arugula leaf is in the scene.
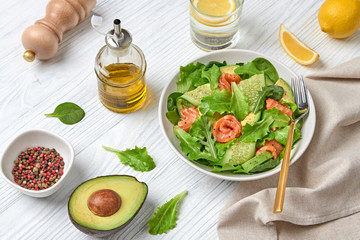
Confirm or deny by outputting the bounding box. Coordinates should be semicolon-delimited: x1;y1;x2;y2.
173;126;217;162
201;64;222;90
253;85;284;113
234;58;279;83
102;146;156;172
240;117;274;142
177;62;207;93
45;102;85;125
262;107;290;128
230;82;249;121
198;90;231;116
189;116;218;160
148;190;188;235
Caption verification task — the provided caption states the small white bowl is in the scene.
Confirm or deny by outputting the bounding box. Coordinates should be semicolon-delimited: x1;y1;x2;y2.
0;129;74;197
159;49;316;181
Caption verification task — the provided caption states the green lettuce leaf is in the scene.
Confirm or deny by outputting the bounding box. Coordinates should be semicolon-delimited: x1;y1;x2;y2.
262;107;290;128
102;146;156;172
167;92;183;111
198;90;231;116
148;190;188;235
230;82;249;121
274;122;302;145
177;62;207;93
206;61;227;68
201;64;222;90
215;139;236;160
240;117;274;142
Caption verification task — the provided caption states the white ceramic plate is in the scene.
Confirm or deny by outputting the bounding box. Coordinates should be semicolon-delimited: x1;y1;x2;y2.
159;49;316;181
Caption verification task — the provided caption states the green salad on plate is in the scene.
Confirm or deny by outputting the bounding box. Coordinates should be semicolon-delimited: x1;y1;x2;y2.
166;58;303;174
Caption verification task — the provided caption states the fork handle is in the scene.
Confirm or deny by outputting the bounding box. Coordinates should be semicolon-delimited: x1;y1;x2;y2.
273;121;296;214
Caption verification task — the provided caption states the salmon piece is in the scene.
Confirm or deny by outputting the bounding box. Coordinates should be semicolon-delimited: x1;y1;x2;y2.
178;106;200;132
212;115;242;143
218;73;242;91
256;139;283;159
266;98;293;118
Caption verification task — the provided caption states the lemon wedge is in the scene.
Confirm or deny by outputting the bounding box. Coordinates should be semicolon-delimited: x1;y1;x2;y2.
191;0;236;25
279;24;320;65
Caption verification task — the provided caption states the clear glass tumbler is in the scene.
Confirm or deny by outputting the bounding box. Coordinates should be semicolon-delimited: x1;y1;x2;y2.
190;0;244;51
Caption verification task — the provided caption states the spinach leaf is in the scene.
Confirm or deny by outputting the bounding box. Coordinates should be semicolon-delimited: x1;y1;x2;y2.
198;90;231;116
148;190;187;235
201;64;222;90
234;58;279;83
253;85;284;113
230;82;249;121
177;62;207;93
167;92;183;111
166;110;180;125
189;116;218;160
252;58;279;83
206;61;227;68
166;92;182;125
102;146;156;172
44;102;85;125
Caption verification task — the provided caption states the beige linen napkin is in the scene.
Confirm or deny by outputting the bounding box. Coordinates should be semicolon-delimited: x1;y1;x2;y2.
217;57;360;240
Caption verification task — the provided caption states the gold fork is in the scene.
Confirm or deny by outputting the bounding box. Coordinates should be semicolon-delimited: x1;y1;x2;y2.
273;75;309;214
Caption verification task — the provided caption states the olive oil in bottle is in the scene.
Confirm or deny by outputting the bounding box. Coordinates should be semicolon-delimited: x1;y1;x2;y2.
95;19;147;113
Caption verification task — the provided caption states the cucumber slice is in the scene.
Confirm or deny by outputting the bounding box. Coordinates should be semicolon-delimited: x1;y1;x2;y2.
180;83;214;107
221;142;256;165
239;74;266;111
241;151;273;173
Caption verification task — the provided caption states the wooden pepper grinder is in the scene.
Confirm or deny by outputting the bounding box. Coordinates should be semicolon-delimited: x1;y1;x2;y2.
22;0;96;62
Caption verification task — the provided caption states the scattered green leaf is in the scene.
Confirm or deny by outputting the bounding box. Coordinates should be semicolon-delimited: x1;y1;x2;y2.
102;146;156;172
44;102;85;125
230;82;249;121
148;190;188;235
240;117;274;142
198;90;231;116
177;62;207;93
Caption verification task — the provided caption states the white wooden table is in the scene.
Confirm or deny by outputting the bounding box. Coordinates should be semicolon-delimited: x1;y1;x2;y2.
1;0;359;239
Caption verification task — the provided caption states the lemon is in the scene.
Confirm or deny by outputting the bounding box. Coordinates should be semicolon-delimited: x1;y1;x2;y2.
318;0;360;38
191;0;236;24
279;24;320;65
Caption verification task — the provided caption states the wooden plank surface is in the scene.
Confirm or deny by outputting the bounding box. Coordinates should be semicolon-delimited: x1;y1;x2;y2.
0;0;359;239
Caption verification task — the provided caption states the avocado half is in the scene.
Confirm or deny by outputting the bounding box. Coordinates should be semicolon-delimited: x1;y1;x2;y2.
68;175;148;238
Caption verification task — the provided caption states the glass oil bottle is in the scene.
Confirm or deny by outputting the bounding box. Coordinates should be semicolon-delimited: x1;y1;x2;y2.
95;19;147;113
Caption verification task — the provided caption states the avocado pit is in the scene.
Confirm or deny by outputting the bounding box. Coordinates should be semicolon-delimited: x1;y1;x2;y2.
87;189;121;217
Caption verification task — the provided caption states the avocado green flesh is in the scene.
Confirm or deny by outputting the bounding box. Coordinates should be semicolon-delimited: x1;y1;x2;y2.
68;175;147;231
242;151;273;173
241;111;261;126
220;65;239;75
239;74;266;111
275;78;294;103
